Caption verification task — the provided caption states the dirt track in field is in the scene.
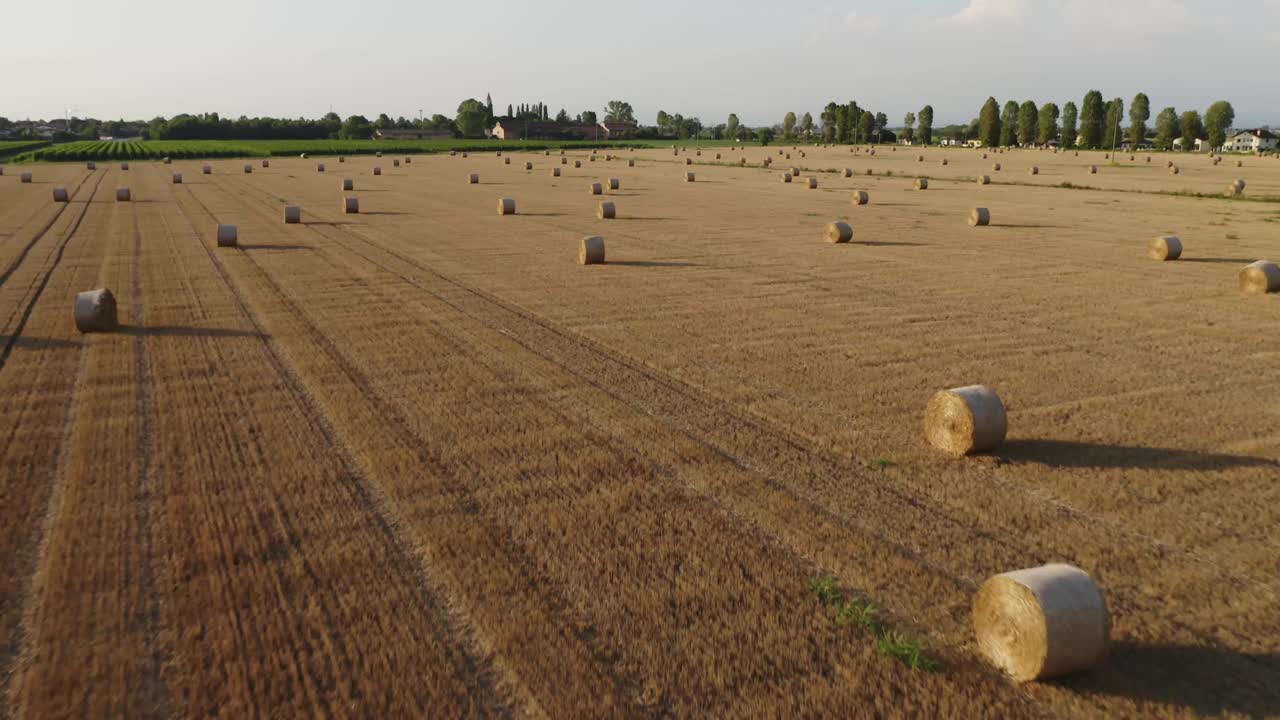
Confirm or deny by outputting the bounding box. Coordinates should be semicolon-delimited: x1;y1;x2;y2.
1;145;1277;719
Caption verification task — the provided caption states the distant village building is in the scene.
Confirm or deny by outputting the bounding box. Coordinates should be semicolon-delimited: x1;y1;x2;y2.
491;119;600;141
374;128;453;140
1221;128;1277;153
597;121;638;139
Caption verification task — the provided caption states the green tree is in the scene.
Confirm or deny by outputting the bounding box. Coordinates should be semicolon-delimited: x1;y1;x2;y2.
604;100;635;123
339;114;373;139
1037;103;1060;145
1154;107;1178;151
858;111;874;143
758;127;775;145
1129;93;1150;148
1017;100;1038;146
555;108;569;123
1061;101;1078;149
725;113;740;141
822;103;839;143
1204;101;1235;150
485;93;494;119
978;98;1000;148
1179;110;1203;151
1079;90;1104;149
917;105;934;146
999;101;1018;146
455;99;488;137
578;110;597;124
783;111;796;140
801;112;814;138
374;113;393;130
1102;97;1124;150
902;111;915;144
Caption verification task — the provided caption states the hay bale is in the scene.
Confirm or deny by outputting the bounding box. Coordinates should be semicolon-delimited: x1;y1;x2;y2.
525;161;533;170
925;385;1006;455
404;157;411;164
73;289;118;333
824;220;852;244
1166;160;1174;168
974;564;1110;682
851;190;869;205
301;153;308;159
559;157;566;165
339;156;346;163
715;153;721;159
914;178;929;190
685;157;692;165
696;150;701;156
116;187;131;202
121;162;130;170
1029;166;1039;175
466;172;480;184
628;159;635;167
579;236;606;265
462;152;469;158
789;167;800;177
941;158;949;166
781;173;792;183
842;168;852;178
1233;179;1246;191
1129;155;1135;161
373;166;382;175
786;153;791;159
917;155;924;162
449;151;456;157
574;160;582;168
343;197;359;214
543;151;549;156
1146;156;1151;163
172;173;183;184
551;168;561;177
978;175;991;185
969;207;990;227
376;151;382;158
20;172;32;183
1089;165;1097;174
203;164;212;174
497;197;516;215
865;168;873;175
608;177;620;190
87;162;96;170
590;182;603;195
993;163;1001;171
1169;166;1180;175
982;153;988;159
216;224;238;248
393;159;401;167
52;187;69;202
262;159;270;168
1237;160;1244;168
1240;260;1280;294
243;164;253;174
806;177;818;189
1104;153;1110;160
685;172;695;182
1149;236;1182;261
284;206;301;224
597;201;616;220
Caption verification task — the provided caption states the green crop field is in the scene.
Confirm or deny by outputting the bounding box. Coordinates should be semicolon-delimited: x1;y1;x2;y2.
0;140;51;159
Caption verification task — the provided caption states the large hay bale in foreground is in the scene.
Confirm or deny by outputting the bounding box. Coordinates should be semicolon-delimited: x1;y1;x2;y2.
343;197;359;214
824;220;852;244
52;187;69;202
579;236;606;265
851;190;869;205
925;384;1006;455
1149;236;1182;261
497;197;516;215
978;175;991;185
974;564;1110;682
216;224;238;247
74;289;118;333
914;178;929;190
589;182;603;195
969;207;990;226
284;206;301;224
1240;260;1280;294
116;187;131;202
685;172;695;182
597;201;616;219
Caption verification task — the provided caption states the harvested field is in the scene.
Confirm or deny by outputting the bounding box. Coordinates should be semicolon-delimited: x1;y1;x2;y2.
1;146;1278;719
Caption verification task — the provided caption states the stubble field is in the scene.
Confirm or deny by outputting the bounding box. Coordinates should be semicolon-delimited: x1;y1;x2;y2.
1;143;1278;719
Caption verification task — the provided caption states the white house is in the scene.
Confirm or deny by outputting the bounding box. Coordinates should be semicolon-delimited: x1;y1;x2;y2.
1171;136;1207;152
1220;129;1277;153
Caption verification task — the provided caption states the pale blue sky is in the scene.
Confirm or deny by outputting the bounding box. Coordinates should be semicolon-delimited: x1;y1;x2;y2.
4;0;1277;126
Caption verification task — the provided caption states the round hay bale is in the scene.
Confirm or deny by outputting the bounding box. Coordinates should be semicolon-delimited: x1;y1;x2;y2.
579;236;606;265
983;153;988;159
608;177;620;190
243;164;253;174
941;158;949;166
543;151;549;156
450;151;457;157
121;162;129;171
605;154;613;161
780;173;792;183
52;187;69;202
467;173;480;184
86;162;96;170
1089;165;1097;174
1169;166;1180;175
344;178;355;190
284;206;301;224
1104;153;1110;160
1146;156;1151;163
865;168;873;176
589;182;603;195
574;160;582;168
685;172;695;182
1237;160;1244;168
696;150;701;156
914;178;929;190
462;152;468;158
1166;160;1174;168
392;159;400;168
969;207;991;227
842;168;852;178
373;166;382;176
789;167;800;177
301;153;309;159
339;157;346;163
685;157;692;165
216;224;238;248
1129;155;1135;161
978;175;991;185
172;173;183;184
203;164;212;174
343;197;359;214
974;564;1110;682
824;220;852;244
715;153;721;160
116;187;131;202
550;168;561;177
262;159;270;168
786;153;791;159
1240;260;1280;294
376;151;382;158
597;201;616;220
917;155;924;162
993;163;1002;171
404;157;411;164
1232;179;1246;192
1149;236;1182;261
525;161;533;170
20;172;32;183
851;190;869;205
806;177;818;189
497;197;516;215
1029;166;1039;175
925;385;1007;455
559;157;567;165
73;289;118;333
869;149;875;156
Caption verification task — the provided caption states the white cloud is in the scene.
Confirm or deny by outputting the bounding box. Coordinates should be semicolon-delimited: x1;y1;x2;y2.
946;0;1028;24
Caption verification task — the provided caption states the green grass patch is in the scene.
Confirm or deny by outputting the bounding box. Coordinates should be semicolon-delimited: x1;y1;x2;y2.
808;576;940;671
865;457;895;470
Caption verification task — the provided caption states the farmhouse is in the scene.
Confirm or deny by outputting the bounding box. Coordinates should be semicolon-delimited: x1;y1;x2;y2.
491;119;600;141
598;120;638;139
374;128;453;140
1221;128;1277;153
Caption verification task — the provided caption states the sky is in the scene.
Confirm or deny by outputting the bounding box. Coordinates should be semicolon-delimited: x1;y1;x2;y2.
4;0;1278;127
